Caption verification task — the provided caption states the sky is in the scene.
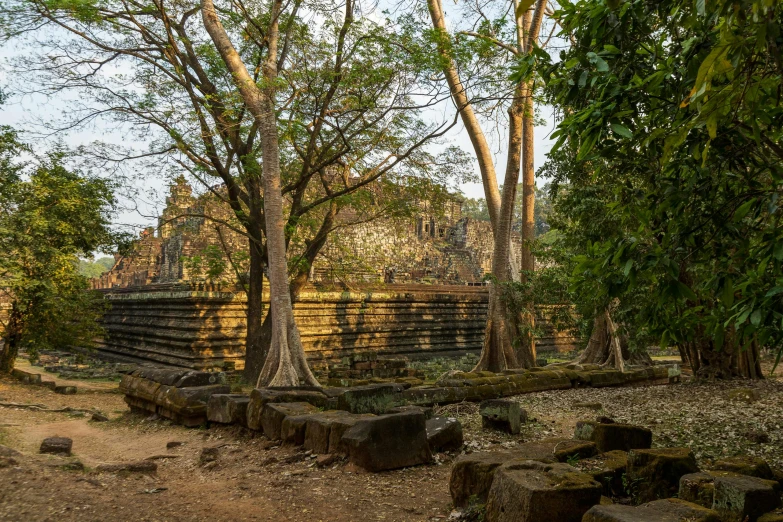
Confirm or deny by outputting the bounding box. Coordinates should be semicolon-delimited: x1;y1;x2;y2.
0;6;560;233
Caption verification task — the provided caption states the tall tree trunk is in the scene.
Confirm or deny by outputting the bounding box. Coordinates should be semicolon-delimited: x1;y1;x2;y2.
202;0;318;387
0;305;22;374
578;308;650;369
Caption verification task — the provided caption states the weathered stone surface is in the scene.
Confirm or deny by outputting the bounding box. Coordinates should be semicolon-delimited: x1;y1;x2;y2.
315;453;343;468
199;447;219;465
484;461;602;522
173;371;225;388
387;405;433;419
0;445;21;458
583;498;721;522
280;415;312;446
450;452;516;507
90;412;109;422
727;388;761;403
39;437;72;457
261;402;319;441
207;394;250;426
576;422;652;453
155;384;230;426
480;399;523;434
96;461;158;473
336;383;405;414
426;416;463;453
519;438;598;463
303;411;365;454
54;385;77;395
245;388;329;431
712;456;775;480
576;450;628;496
679;472;717;508
627;447;700;503
713;475;781;522
134;368;188;386
758;513;783;522
341;411;431;472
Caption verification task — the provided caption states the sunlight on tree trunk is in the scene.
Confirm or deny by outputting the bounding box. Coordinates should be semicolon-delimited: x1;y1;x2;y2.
201;0;318;387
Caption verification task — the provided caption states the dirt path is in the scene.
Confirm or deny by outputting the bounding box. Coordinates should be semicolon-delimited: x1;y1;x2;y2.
2;363;782;522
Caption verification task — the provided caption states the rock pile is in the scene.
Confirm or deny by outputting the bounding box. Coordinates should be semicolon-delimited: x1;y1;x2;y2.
326;352;425;387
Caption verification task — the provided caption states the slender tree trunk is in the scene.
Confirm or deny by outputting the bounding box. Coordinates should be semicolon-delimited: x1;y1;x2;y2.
202;0;318;387
0;306;22;374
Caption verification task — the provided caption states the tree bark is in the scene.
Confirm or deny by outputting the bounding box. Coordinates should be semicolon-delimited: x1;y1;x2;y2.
243;239;269;383
0;305;22;374
202;0;318;387
578;309;650;369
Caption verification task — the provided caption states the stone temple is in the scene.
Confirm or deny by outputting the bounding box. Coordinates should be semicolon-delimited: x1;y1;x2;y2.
87;178;576;370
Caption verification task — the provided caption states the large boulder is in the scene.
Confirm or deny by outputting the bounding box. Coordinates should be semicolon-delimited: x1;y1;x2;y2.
340;411;431;472
480;399;525;434
627;447;700;503
206;394;250;426
575;421;652;452
484;461;602;522
336;383;405;414
261;402;319;440
245;388;329;431
583;498;721;522
712;475;781;522
426;416;463;453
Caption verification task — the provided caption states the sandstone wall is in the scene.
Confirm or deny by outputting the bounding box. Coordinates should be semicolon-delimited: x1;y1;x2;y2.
94;284;580;370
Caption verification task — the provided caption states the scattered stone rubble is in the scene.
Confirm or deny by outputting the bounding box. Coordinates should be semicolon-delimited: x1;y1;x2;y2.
449;417;783;522
326;352;425;387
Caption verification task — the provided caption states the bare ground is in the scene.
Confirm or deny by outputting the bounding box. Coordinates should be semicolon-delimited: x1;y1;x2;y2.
1;361;782;522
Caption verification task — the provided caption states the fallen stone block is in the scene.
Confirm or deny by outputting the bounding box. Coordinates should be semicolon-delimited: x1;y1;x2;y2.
133;368;188;386
303;411;366;454
39;437;72;457
207;394;250;426
713;475;781;522
336;383;405;414
519;438;597;463
627;447;700;503
245;388;329;431
679;472;717;508
576;450;628;496
341;411;431;472
484;461;602;522
727;387;761;403
480;399;524;434
40;380;57;391
575;422;652;453
96;461;157;473
450;452;517;507
261;402;319;440
54;385;77;395
280;414;313;446
426;416;463;453
173;371;225;388
712;455;774;480
387;405;433;419
155;384;230;427
583;498;721;522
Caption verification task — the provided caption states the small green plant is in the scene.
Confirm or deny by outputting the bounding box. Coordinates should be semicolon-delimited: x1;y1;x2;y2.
462;496;486;522
566;454;581;466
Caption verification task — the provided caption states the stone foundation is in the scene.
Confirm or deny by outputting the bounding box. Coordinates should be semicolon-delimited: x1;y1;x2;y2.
94;283;580;370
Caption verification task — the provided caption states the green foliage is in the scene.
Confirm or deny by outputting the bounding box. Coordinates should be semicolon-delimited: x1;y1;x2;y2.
181;245;228;283
78;256;114;278
0;129;121;364
540;0;783;369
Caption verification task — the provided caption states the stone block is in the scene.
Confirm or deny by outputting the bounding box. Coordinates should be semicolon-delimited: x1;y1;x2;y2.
713;475;781;522
426;416;463;453
245;388;329;431
155;384;230;419
450;452;517;507
134;368;188;386
517;438;597;463
206;394;250;426
576;450;628;496
303;411;365;454
173;371;225;388
484;461;602;522
712;456;774;480
261;402;319;441
387;405;433;419
576;422;653;453
336;383;405;414
280;415;313;446
54;385;77;395
727;388;761;403
341;411;431;472
679;472;716;507
582;498;721;522
126;376;161;402
627;447;700;503
39;437;72;457
480;399;525;434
